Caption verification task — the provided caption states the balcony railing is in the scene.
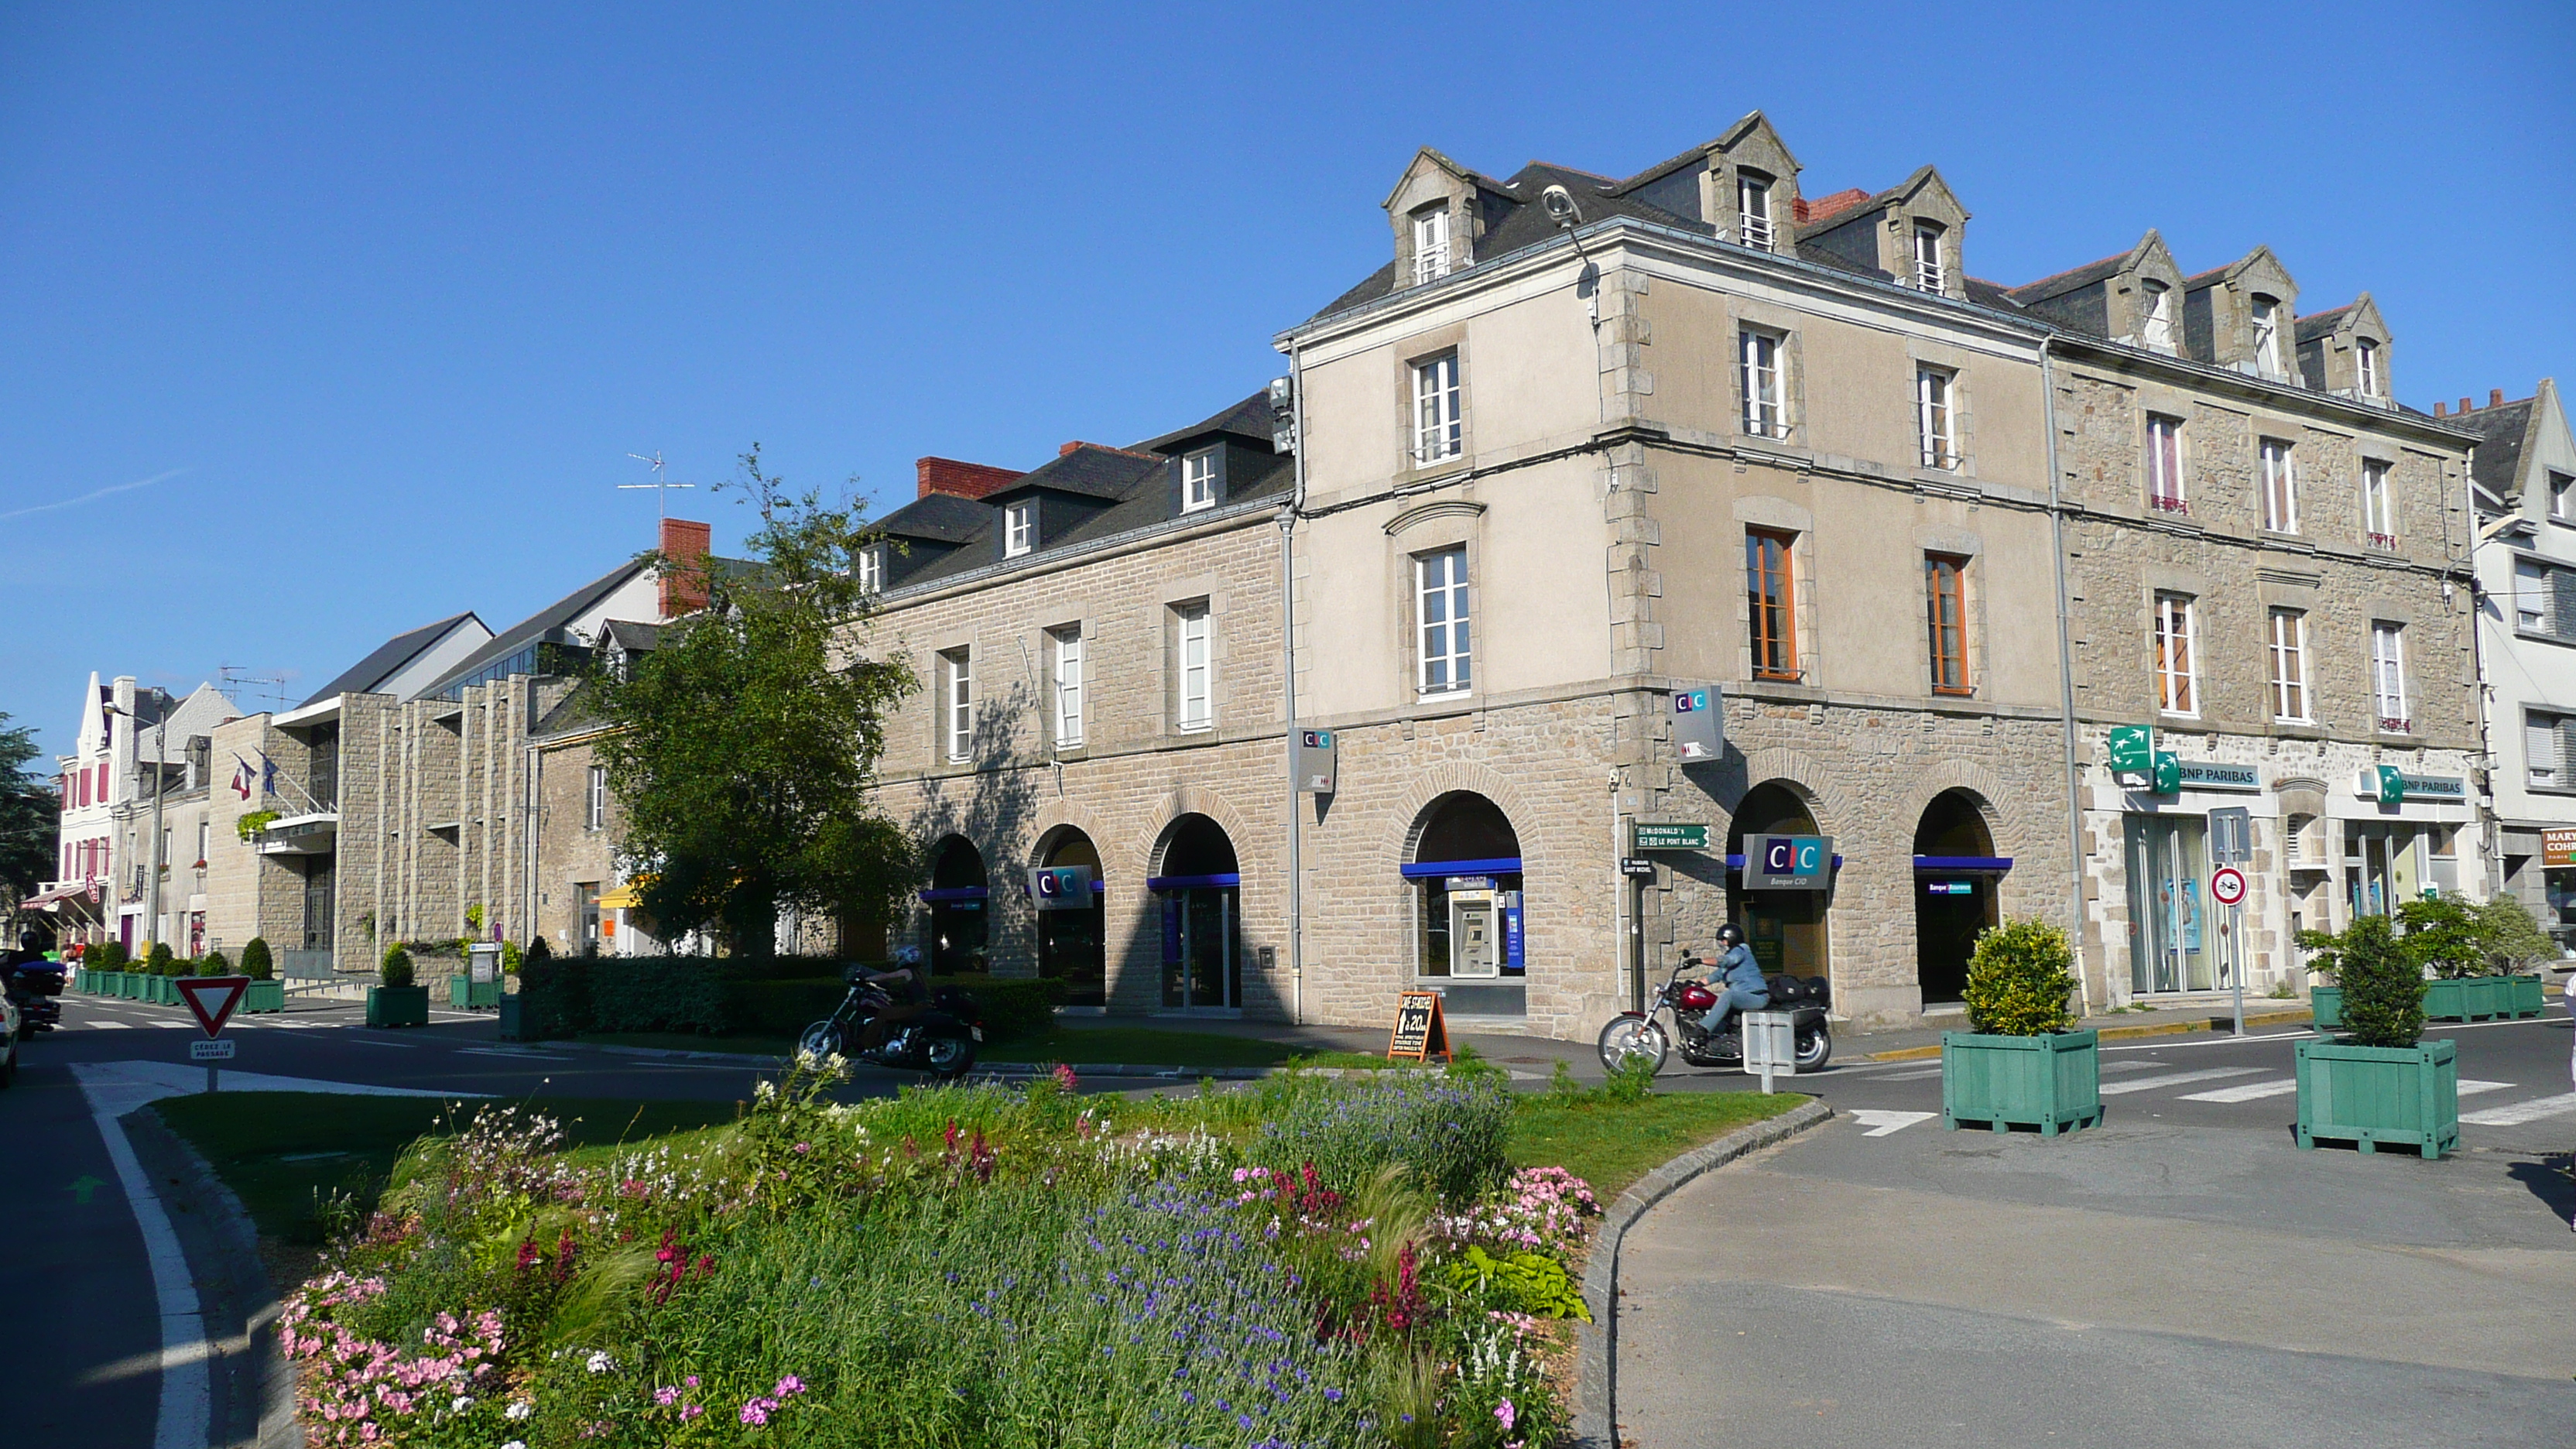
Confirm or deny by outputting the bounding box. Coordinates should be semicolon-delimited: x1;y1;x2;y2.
2367;532;2401;552
2378;715;2413;735
2148;492;2191;516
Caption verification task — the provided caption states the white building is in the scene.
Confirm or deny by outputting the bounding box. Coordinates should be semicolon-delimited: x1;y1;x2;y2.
27;673;241;952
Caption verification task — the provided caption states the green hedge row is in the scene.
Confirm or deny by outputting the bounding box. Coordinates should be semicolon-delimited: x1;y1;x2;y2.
512;957;1067;1043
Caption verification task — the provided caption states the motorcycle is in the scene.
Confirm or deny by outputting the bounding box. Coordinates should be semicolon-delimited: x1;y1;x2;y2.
798;966;982;1079
2;959;60;1036
1597;955;1833;1075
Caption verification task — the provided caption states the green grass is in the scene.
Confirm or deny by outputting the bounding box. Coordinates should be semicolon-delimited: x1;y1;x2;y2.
149;1091;742;1241
981;1026;1314;1067
1507;1089;1807;1198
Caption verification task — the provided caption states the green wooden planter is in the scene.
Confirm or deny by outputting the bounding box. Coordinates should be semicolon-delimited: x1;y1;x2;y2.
112;971;136;999
2294;1037;2457;1159
1942;1029;2103;1136
2501;974;2547;1018
365;985;431;1029
497;994;525;1041
242;980;286;1014
2310;985;2342;1030
2422;976;2507;1022
447;976;502;1010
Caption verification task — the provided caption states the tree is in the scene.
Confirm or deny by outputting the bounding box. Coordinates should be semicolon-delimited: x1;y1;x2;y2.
2391;895;2482;978
588;449;920;957
2300;913;2423;1048
0;711;57;922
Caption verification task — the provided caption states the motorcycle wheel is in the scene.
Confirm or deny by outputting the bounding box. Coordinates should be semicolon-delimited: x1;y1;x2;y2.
1795;1024;1833;1071
1596;1016;1668;1076
922;1030;975;1081
796;1021;844;1061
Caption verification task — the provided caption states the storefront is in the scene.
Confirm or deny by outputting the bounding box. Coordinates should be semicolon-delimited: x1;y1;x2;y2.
1152;814;1240;1011
1032;831;1106;1007
922;836;988;976
2541;828;2576;950
1406;792;1526;1016
1726;782;1832;986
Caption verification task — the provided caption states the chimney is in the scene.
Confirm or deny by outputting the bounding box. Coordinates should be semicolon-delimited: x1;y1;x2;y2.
2459;396;2474;414
2434;401;2447;416
916;457;1024;502
659;516;712;618
2492;389;2506;408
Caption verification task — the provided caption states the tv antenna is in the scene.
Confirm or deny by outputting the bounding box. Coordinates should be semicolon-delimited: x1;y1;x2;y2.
619;451;695;519
217;663;290;709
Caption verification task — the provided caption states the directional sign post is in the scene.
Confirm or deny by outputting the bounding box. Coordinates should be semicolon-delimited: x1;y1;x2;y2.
175;975;250;1092
2208;867;2249;1037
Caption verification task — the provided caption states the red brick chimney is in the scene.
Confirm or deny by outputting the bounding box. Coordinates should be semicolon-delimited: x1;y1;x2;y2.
659;516;712;618
2492;389;2506;408
2459;396;2475;414
916;457;1024;502
2434;401;2448;416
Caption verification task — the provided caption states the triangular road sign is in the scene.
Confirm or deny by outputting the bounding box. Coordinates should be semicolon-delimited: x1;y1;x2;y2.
175;975;252;1038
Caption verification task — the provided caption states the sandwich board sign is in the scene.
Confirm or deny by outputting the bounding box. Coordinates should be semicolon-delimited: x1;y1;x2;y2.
1386;990;1452;1064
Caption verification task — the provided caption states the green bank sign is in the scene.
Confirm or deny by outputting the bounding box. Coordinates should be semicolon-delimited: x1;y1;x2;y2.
2358;767;2467;804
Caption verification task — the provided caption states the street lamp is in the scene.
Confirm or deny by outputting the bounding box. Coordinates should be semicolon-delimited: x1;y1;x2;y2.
101;693;171;953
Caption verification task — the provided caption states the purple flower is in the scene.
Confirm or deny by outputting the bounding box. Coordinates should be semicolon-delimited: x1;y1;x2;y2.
774;1375;806;1398
653;1386;679;1407
1495;1398;1518;1431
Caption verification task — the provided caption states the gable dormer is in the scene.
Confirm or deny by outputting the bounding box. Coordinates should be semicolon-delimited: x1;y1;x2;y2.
1386;149;1507;291
1699;111;1803;256
2296;293;2393;403
2006;230;2184;350
2181;247;2299;379
1794;166;1970;299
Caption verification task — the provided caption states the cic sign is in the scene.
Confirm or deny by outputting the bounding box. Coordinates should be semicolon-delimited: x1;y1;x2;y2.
1742;834;1833;890
1029;865;1094;912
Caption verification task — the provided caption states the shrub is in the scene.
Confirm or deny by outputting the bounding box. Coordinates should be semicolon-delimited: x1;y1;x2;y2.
88;940;127;971
235;809;279;842
1603;1052;1658;1105
380;944;415;990
730;977;851;1036
516;938;588;1042
2304;913;2423;1049
1259;1074;1514;1205
2473;895;2560;975
2392;896;2482;979
200;948;231;976
145;941;176;976
947;974;1067;1040
240;937;273;981
1963;919;2078;1036
584;954;736;1035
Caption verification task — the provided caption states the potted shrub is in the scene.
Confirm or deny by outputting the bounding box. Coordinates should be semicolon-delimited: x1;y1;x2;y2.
237;938;284;1012
1941;919;2102;1136
366;943;430;1029
497;937;548;1040
2294;913;2456;1159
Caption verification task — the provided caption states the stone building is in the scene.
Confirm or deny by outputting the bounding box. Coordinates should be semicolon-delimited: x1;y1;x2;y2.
2457;379;2576;947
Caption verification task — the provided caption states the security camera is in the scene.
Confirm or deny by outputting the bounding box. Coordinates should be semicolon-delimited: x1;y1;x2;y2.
1540;184;1583;226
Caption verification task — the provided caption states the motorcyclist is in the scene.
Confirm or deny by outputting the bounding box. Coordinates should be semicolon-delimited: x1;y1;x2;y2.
1697;923;1769;1040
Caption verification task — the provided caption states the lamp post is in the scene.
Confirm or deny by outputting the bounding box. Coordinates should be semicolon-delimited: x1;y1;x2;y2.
103;693;170;951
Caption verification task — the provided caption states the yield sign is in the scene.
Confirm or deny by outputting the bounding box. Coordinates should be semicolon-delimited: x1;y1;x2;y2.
175;975;252;1038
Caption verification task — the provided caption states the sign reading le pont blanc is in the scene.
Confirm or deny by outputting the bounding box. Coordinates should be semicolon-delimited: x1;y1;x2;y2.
1743;834;1832;890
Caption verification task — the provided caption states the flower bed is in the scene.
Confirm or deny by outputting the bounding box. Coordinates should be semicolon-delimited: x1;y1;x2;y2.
282;1062;1598;1447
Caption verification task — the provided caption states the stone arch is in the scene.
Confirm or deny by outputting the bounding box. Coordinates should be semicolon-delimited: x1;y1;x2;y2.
1900;762;2019;851
1383;761;1553;882
1140;784;1261;878
1725;747;1855;833
1024;799;1118;872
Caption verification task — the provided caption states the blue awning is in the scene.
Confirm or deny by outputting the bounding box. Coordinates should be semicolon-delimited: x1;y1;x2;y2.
1915;855;2012;872
1147;873;1241;891
1399;857;1524;880
917;886;989;903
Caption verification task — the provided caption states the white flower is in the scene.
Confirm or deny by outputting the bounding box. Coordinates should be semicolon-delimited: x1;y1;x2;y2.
506;1401;534;1420
586;1350;615;1374
505;1441;527;1449
450;1395;474;1413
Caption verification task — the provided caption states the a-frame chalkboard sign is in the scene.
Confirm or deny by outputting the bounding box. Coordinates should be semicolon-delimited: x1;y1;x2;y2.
1386;989;1452;1064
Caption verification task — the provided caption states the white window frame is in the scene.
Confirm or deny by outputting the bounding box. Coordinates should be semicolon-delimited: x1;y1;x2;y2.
1737;174;1773;249
1739;328;1784;438
1051;627;1084;748
1413;207;1451;285
2362;458;2397;546
1912;223;1945;292
2146;413;2187;512
2516;558;2550;633
2527;711;2568;790
2355;337;2380;397
2551;471;2575;522
857;544;883;594
1416;546;1472;696
1180;450;1217;513
1412;351;1463;466
1917;365;1958;470
1173;605;1211;731
2260;438;2298;533
585;765;607;831
2371;622;2409;732
2267;608;2310;723
2154;592;2198;718
941;649;973;762
2252;295;2283;373
2140;279;2174;349
1003;501;1035;558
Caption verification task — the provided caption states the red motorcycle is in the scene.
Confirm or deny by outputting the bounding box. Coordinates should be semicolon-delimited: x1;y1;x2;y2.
1597;954;1833;1075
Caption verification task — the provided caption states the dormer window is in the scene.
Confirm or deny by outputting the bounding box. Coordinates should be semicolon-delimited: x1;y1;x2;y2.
1912;223;1946;293
1737;173;1773;250
1413;206;1451;286
2139;279;2174;349
1181;450;1217;513
2251;295;2283;373
857;544;884;594
1004;501;1035;558
2355;338;2380;397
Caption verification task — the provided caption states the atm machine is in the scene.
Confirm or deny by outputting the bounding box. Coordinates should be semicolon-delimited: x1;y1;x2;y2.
1448;889;1501;978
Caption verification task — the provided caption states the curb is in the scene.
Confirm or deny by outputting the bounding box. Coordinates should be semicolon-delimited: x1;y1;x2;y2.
1862;1007;2317;1061
551;1040;1423;1082
1571;1098;1834;1449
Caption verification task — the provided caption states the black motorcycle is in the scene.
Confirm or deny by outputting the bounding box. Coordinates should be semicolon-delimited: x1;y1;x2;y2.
798;966;981;1079
1597;955;1833;1075
2;958;60;1036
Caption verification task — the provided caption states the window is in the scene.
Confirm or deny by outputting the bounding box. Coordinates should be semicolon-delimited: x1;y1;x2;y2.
1745;529;1798;680
1413;352;1462;465
1173;605;1211;731
2529;711;2576;790
2551;471;2574;522
1413;207;1451;285
2362;458;2397;547
1004;501;1035;558
2153;593;2197;717
2371;622;2409;733
2251;294;2283;372
2516;558;2554;634
1416;547;1472;694
1739;329;1784;437
2143;413;2187;512
2267;608;2310;722
1180;450;1217;513
1912;222;1945;292
585;765;607;831
2259;438;2298;533
1737;173;1773;249
857;545;883;594
940;649;973;762
2140;279;2174;348
1925;553;1970;694
195;820;209;865
2355;338;2380;397
1917;366;1958;469
1051;627;1084;747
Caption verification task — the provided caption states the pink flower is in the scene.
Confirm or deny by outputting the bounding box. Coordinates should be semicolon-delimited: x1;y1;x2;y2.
774;1375;805;1397
680;1405;704;1421
1495;1398;1518;1431
683;1375;701;1389
654;1387;679;1406
740;1395;779;1426
793;1142;812;1153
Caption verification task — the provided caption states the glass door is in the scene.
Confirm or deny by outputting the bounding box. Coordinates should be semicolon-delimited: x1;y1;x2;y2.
2126;814;2215;993
1164;888;1238;1009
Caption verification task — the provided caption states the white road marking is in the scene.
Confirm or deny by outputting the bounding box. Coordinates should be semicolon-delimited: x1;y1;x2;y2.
91;1021;132;1030
2096;1067;2266;1096
71;1068;209;1449
2461;1092;2576;1127
2456;1079;2514;1097
1849;1109;1937;1137
1878;1067;1944;1081
2178;1078;2299;1103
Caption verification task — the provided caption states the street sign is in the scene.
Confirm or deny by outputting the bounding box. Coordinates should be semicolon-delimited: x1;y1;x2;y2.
2209;865;2248;908
189;1039;236;1062
2546;827;2576;866
1619;858;1658;878
175;975;250;1037
1742;1009;1797;1094
2208;807;2252;864
1671;686;1724;763
1742;834;1833;890
1633;822;1711;851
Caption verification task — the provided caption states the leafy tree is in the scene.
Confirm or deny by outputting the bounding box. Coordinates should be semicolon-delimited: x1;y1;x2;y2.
240;937;273;981
1962;919;2079;1036
589;449;919;957
2392;895;2482;978
0;711;57;918
2470;896;2557;975
2300;913;2423;1048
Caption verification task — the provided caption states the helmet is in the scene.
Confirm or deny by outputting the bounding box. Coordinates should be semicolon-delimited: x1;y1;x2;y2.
1716;923;1745;947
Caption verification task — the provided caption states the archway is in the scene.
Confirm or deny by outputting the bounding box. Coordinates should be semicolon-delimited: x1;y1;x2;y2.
1406;791;1526;1013
1033;827;1105;1007
1150;814;1241;1010
1725;781;1831;985
923;835;988;976
1913;790;1999;1005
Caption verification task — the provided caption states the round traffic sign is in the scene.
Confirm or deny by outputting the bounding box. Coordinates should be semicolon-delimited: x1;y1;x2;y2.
2209;865;2248;907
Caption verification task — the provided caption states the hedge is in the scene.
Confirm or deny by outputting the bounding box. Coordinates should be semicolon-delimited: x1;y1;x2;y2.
511;956;1068;1043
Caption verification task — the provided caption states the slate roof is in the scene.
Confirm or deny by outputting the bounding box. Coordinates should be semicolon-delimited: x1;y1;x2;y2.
2455;397;2537;498
874;492;992;544
1138;392;1279;454
2005;252;2126;307
987;444;1164;503
419;560;653;698
300;612;486;706
602;619;660;654
2295;302;2358;343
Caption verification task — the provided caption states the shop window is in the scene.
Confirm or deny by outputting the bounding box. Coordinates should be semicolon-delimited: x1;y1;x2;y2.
2126;814;2221;993
1410;793;1524;987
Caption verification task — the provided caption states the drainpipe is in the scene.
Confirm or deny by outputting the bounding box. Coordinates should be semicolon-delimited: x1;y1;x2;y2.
1279;341;1309;1024
2041;337;2094;1016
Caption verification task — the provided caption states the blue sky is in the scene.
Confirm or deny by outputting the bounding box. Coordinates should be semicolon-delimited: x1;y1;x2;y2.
3;1;2569;762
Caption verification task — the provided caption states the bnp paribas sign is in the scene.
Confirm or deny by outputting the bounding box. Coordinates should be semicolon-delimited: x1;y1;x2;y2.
2354;766;2466;805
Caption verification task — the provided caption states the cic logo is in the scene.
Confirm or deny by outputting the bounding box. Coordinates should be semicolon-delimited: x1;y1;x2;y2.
1762;837;1825;875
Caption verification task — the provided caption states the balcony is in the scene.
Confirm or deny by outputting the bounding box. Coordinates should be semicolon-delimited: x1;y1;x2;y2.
2377;716;2413;736
255;811;340;856
2367;533;2401;552
2147;493;2191;517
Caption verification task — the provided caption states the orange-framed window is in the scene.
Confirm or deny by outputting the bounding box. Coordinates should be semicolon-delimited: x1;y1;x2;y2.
1746;529;1798;680
1926;553;1970;694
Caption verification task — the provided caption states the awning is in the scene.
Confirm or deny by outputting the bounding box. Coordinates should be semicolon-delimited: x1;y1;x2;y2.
1399;856;1524;880
1914;855;2013;872
19;882;99;910
1147;873;1240;891
597;886;643;909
